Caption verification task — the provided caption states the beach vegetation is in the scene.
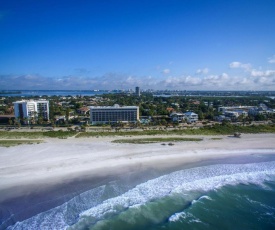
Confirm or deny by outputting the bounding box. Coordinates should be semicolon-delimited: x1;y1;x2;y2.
0;140;43;147
0;130;76;139
75;124;275;138
112;137;203;144
0;124;275;140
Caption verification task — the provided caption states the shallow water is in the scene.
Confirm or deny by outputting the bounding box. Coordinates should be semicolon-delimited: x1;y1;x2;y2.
4;154;275;230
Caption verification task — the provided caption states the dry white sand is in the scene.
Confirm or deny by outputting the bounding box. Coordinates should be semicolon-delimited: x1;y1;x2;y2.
1;134;275;202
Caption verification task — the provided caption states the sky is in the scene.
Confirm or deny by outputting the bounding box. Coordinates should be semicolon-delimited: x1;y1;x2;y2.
0;0;275;90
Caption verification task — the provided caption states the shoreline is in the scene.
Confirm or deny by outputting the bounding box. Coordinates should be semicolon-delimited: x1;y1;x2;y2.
1;134;275;227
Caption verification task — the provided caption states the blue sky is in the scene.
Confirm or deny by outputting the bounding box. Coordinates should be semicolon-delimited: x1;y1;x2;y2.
1;0;275;90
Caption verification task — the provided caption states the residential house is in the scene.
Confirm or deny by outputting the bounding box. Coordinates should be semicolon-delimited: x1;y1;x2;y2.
170;112;185;122
77;107;90;115
184;112;198;123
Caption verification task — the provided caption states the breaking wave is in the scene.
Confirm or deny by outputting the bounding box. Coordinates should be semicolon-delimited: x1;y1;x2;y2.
6;161;275;230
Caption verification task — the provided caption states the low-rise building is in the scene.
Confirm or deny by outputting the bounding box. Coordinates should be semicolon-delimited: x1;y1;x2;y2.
0;115;15;124
218;106;254;114
224;111;239;120
234;109;248;117
214;115;231;122
249;104;275;116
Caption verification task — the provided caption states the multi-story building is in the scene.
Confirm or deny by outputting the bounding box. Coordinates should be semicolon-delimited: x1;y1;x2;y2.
13;100;49;123
135;86;140;97
90;104;139;124
36;100;50;120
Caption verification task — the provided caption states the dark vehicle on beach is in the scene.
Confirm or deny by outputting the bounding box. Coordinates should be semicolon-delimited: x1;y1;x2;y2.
234;132;241;138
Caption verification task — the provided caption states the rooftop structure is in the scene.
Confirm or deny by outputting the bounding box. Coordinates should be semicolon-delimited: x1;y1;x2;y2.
218;106;255;113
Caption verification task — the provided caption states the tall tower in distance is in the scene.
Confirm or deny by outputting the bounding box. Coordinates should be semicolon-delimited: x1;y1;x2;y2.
135;86;140;97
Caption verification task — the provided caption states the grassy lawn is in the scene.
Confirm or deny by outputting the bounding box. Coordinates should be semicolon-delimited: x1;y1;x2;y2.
112;137;203;144
0;140;44;147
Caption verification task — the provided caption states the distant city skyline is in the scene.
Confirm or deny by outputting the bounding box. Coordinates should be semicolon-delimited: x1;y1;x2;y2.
1;0;275;90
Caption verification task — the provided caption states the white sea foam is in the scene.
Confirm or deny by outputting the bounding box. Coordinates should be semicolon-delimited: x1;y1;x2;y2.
200;195;212;201
245;196;275;211
169;211;202;224
7;161;275;230
169;211;187;222
78;162;275;222
191;195;212;205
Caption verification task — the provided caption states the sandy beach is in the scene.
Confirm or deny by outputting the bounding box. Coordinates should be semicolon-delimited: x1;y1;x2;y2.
1;134;275;199
1;133;275;228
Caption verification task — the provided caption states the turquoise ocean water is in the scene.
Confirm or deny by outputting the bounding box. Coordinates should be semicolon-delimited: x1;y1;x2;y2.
4;155;275;230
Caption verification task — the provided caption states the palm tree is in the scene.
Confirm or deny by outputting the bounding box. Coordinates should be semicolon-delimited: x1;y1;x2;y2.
23;117;28;125
8;118;13;126
34;111;38;124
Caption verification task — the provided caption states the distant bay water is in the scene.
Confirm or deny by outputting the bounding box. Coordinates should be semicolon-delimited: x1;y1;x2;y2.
0;90;113;97
1;90;275;98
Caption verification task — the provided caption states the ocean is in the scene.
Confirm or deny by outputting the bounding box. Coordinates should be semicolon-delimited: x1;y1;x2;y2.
2;155;275;230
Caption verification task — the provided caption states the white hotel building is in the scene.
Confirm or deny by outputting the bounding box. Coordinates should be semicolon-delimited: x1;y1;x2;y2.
13;100;49;123
90;104;139;124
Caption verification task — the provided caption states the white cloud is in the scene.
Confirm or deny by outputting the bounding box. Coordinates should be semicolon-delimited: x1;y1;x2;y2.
232;56;275;78
1;63;275;91
229;62;241;68
229;62;251;71
196;68;209;74
250;69;275;77
268;55;275;64
162;68;170;74
24;74;39;80
250;69;264;77
266;70;275;76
